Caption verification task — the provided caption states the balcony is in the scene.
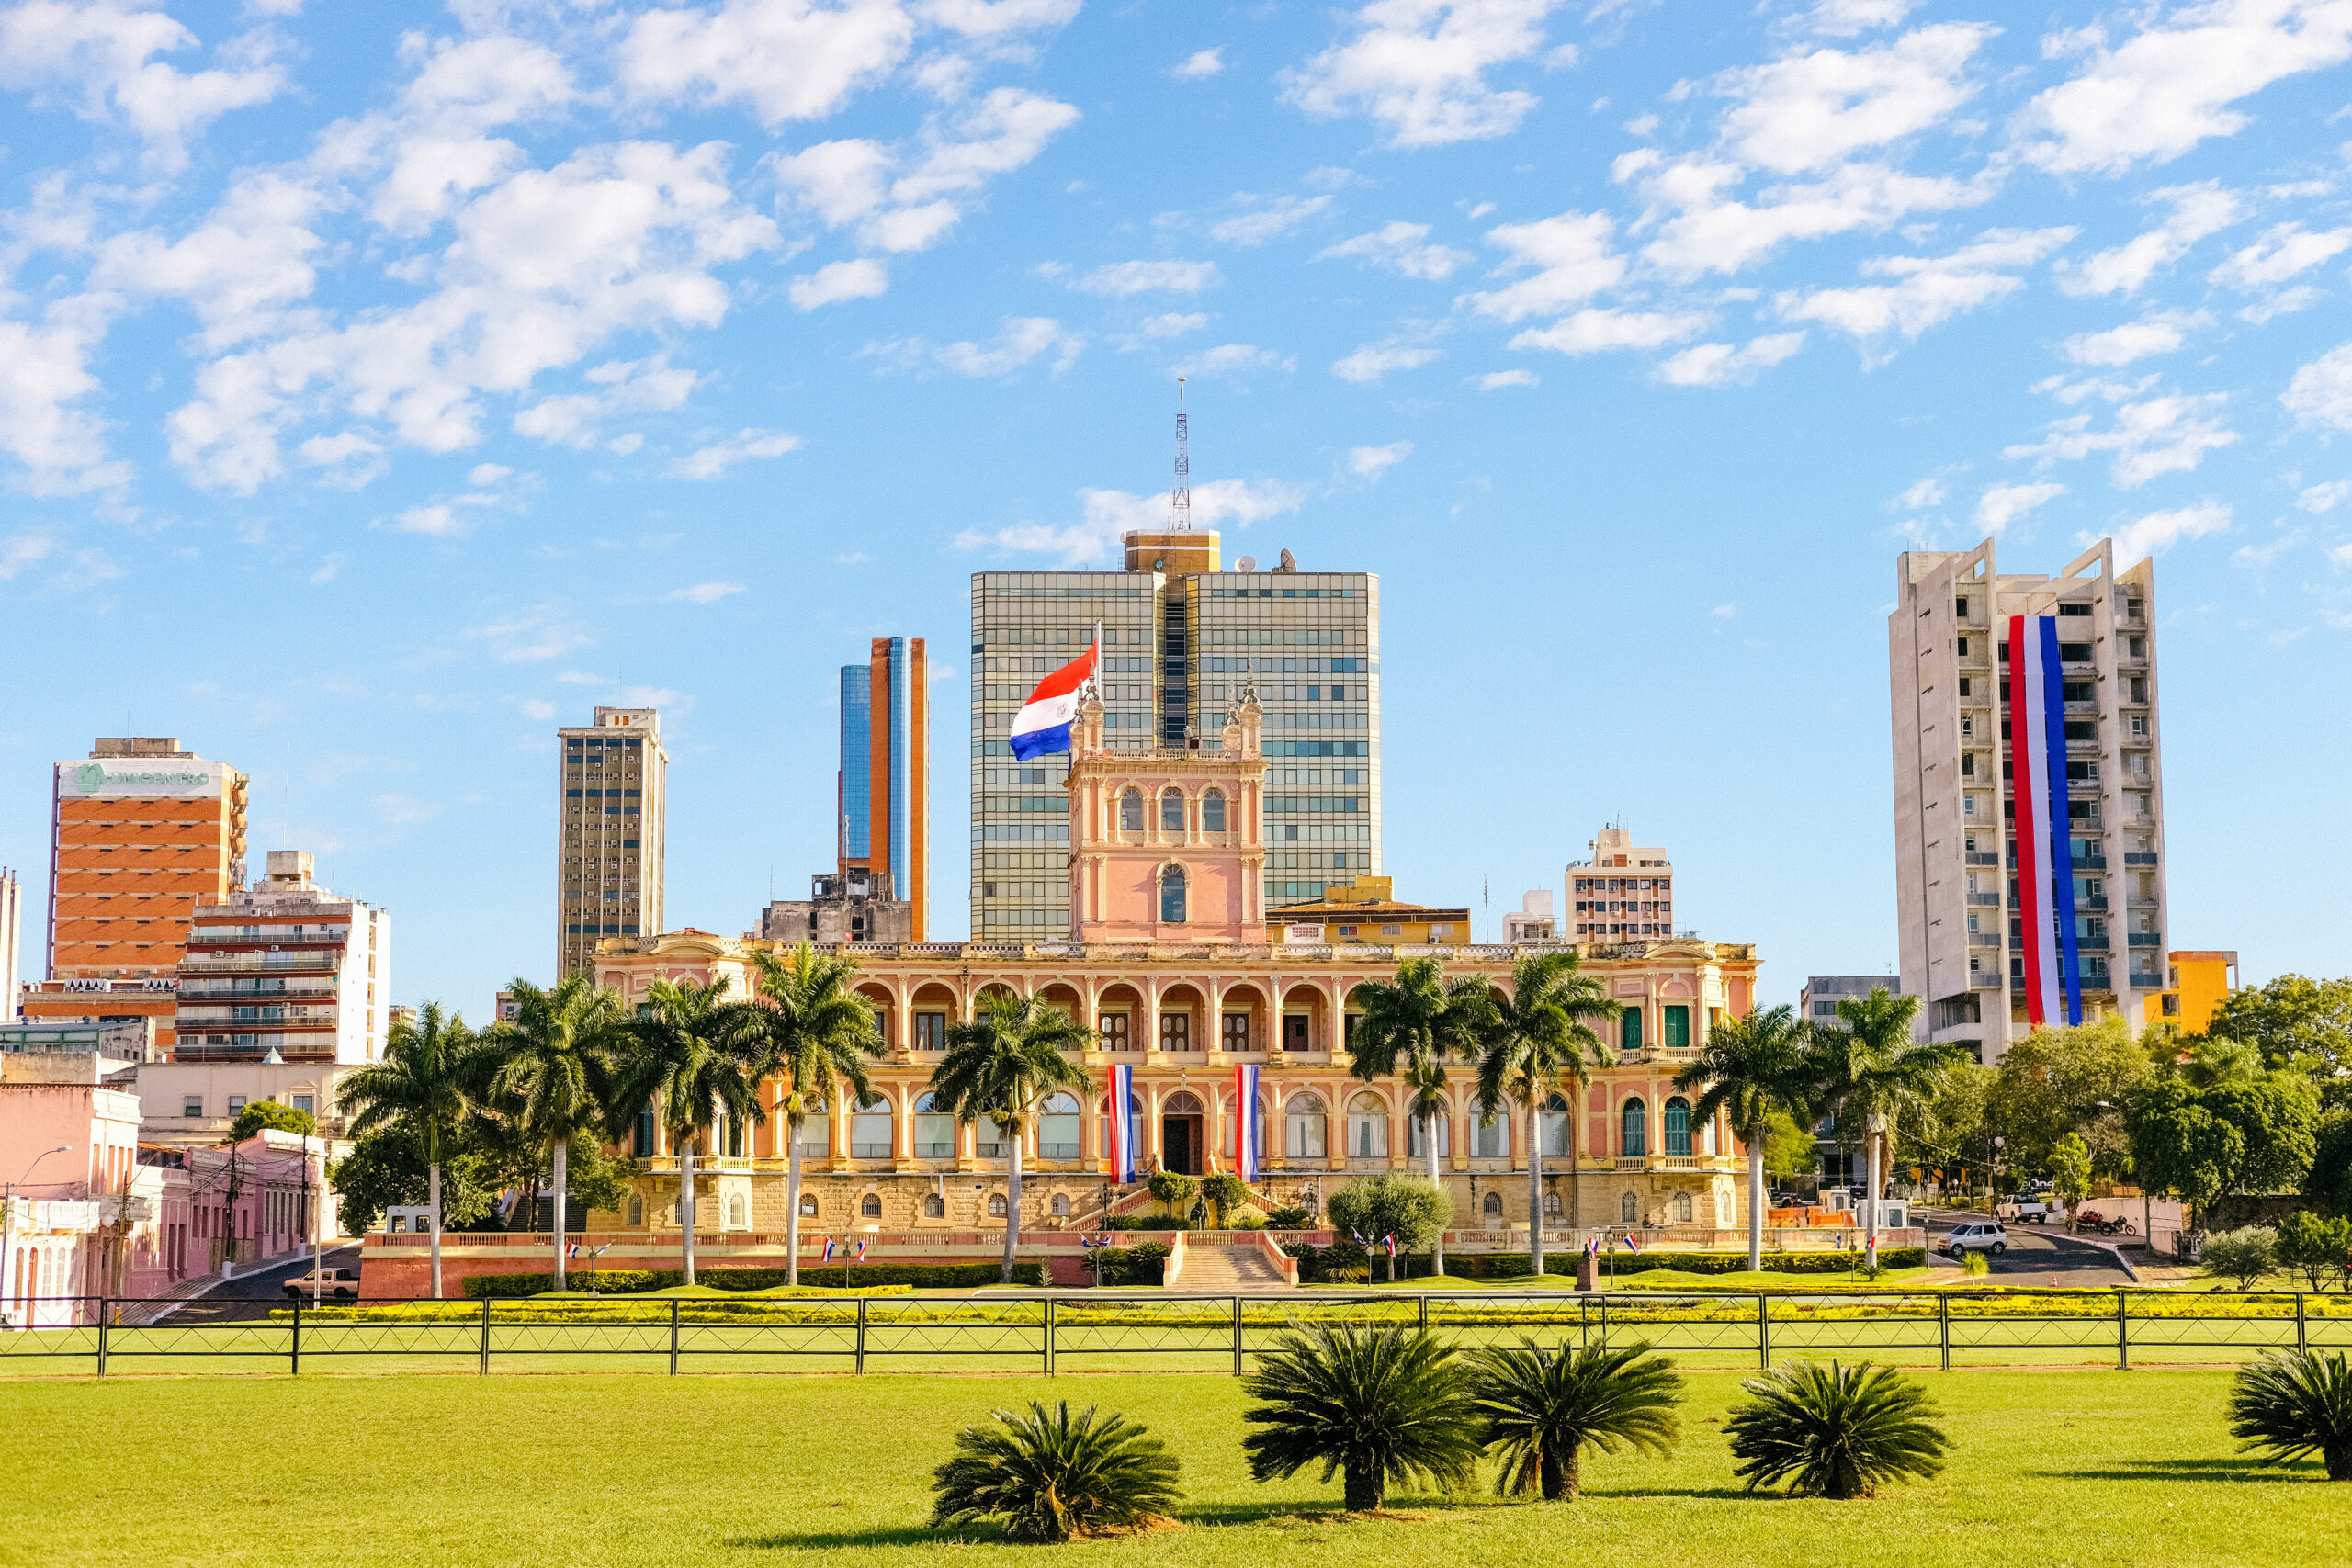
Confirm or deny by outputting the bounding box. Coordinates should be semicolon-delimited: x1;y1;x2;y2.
2128;932;2164;947
2074;935;2110;952
2124;852;2158;866
2079;896;2109;911
1970;972;2004;990
1967;892;2001;907
2130;972;2164;989
1965;852;2000;867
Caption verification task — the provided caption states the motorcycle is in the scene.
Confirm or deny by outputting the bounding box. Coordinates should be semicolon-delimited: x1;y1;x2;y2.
2076;1212;2138;1237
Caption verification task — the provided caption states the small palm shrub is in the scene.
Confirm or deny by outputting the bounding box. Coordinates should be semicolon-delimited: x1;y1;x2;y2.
1267;1205;1314;1229
1962;1250;1992;1279
2203;1225;2279;1291
2229;1350;2352;1481
931;1401;1183;1541
1242;1321;1480;1511
1469;1338;1682;1500
1228;1203;1269;1230
1724;1360;1951;1499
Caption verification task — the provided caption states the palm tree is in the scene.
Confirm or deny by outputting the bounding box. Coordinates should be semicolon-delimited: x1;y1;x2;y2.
1811;987;1964;1269
1724;1359;1951;1499
2229;1349;2352;1482
1469;1338;1683;1500
746;943;884;1286
1351;956;1494;1276
1241;1321;1480;1512
931;1402;1184;1540
620;975;768;1286
1476;950;1612;1274
338;1001;475;1299
929;991;1095;1284
475;976;628;1291
1675;1005;1816;1272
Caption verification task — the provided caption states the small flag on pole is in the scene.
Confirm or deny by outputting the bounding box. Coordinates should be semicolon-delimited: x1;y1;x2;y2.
855;1237;871;1262
1384;1234;1397;1258
1584;1233;1600;1258
567;1243;580;1258
821;1236;837;1264
1623;1230;1644;1253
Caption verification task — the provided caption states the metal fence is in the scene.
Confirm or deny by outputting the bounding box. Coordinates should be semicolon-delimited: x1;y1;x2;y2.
4;1289;2349;1378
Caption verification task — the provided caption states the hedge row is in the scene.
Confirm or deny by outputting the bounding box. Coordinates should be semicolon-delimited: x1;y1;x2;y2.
1078;1242;1171;1286
460;1261;1044;1298
1272;1245;1928;1283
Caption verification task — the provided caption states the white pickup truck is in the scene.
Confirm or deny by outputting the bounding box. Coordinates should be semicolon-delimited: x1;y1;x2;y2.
282;1267;360;1302
1997;1198;2066;1225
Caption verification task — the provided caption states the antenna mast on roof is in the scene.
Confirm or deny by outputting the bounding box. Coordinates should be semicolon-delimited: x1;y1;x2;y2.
1170;377;1191;531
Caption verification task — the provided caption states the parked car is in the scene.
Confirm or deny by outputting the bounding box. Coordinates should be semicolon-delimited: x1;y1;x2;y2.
1940;1221;2008;1258
1998;1197;2066;1225
283;1268;360;1302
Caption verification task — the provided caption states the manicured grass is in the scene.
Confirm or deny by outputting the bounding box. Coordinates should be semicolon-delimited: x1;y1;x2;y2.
3;1368;2347;1566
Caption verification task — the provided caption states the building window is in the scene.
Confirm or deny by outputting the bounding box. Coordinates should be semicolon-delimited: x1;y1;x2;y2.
1672;1191;1693;1224
292;1095;314;1115
922;1192;944;1218
850;1095;893;1158
799;1194;820;1217
628;1195;644;1226
1039;1093;1081;1158
1621;1099;1647;1158
228;1096;247;1115
1161;789;1185;831
1203;790;1226;831
1159;864;1187;923
1663;1006;1690;1049
183;1096;203;1118
913;1012;946;1051
1472;1116;1508;1158
1222;1013;1250;1051
1620;1191;1640;1226
1159;1011;1192;1050
792;1100;828;1157
1540;1094;1570;1156
1620;1007;1641;1052
913;1092;956;1158
728;1194;748;1228
1347;1092;1388;1158
987;1193;1009;1217
1663;1097;1692;1157
1120;790;1144;831
1050;1193;1070;1217
1408;1113;1451;1157
860;1193;882;1218
1099;1012;1130;1050
1482;1190;1504;1221
1285;1093;1328;1158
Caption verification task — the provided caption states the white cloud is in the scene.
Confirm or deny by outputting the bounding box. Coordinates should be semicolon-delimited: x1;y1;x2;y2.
469;463;514;486
520;698;558;722
1281;0;1564;148
1973;480;2064;534
2060;310;2206;367
0;0;287;170
1460;210;1624;321
1174;47;1224;78
671;429;802;479
1619;152;1995;278
1348;441;1413;478
2105;501;2233;563
920;0;1083;39
2295;479;2352;513
1136;312;1208;338
1653;332;1806;387
790;257;889;309
2283;342;2352;431
1071;260;1221;295
1317;220;1475;279
2005;389;2237;488
1506;308;1705;356
868;316;1084;377
1332;341;1441;382
1712;22;1994;175
471;605;594;664
1209;195;1333;246
309;551;349;585
0;533;58;580
2210;221;2352;289
666;580;748;603
1177;343;1296;377
620;0;918;125
2017;1;2352;175
514;356;700;450
1778;227;2075;360
393;504;464;536
2237;286;2321;323
1804;0;1920;35
0;303;129;495
2055;181;2242;298
956;477;1308;562
1477;368;1538;389
1894;477;1946;509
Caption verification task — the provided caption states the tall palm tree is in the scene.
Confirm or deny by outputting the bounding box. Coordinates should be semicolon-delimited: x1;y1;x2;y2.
475;976;628;1291
1675;1004;1816;1272
620;975;768;1286
747;943;885;1285
929;992;1095;1284
1476;950;1612;1275
339;1001;475;1299
1811;987;1965;1268
1350;956;1493;1276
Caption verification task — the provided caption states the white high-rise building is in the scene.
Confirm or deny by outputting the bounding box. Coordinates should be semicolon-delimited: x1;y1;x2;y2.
1889;537;2168;1063
1;866;19;1021
557;707;668;978
173;851;390;1064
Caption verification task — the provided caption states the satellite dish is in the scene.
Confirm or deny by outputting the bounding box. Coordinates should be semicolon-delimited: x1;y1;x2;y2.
1235;555;1256;573
1278;548;1297;572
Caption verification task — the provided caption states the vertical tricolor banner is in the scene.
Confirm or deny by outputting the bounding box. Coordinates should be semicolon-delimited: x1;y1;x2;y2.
1108;1062;1136;1182
1234;1062;1261;1182
2007;615;2084;1027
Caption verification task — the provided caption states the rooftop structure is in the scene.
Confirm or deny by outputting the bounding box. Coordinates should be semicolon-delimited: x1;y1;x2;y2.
838;638;928;940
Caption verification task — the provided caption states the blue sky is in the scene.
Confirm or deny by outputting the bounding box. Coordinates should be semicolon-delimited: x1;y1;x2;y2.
2;0;2349;1019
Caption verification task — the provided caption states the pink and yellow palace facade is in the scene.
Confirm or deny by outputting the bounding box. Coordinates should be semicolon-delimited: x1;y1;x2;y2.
584;694;1761;1246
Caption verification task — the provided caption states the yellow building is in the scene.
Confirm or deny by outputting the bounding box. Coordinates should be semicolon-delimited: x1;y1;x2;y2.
2161;950;2239;1034
1269;876;1472;947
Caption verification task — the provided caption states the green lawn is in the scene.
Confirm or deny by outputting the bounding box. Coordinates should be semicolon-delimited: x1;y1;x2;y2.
2;1368;2345;1567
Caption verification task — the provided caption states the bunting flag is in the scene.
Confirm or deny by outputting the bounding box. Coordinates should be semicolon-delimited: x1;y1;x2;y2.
1233;1062;1262;1182
821;1236;837;1264
854;1237;871;1262
1108;1062;1136;1183
1383;1233;1397;1258
1623;1230;1643;1253
566;1243;580;1259
2007;615;2085;1027
1584;1233;1601;1258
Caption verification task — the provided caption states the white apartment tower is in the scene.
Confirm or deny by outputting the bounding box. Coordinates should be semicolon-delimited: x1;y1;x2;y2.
1890;538;2168;1063
1568;826;1677;943
971;530;1379;938
558;707;669;978
173;851;390;1063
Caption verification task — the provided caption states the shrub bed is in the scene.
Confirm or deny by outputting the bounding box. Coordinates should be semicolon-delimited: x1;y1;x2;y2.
460;1261;1043;1298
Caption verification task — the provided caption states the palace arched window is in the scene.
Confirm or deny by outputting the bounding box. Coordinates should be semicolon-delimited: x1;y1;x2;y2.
1663;1097;1692;1157
627;1194;644;1227
987;1193;1009;1217
1050;1194;1070;1217
1202;789;1226;831
1039;1093;1081;1159
1620;1190;1639;1225
1472;1114;1508;1158
1540;1094;1571;1157
913;1092;954;1159
1159;864;1187;923
1347;1093;1388;1158
1285;1093;1327;1159
922;1192;944;1218
727;1194;747;1228
850;1094;893;1158
1671;1190;1693;1224
1622;1098;1648;1158
1161;789;1185;832
1482;1190;1504;1220
799;1193;819;1218
1120;789;1144;831
860;1193;882;1218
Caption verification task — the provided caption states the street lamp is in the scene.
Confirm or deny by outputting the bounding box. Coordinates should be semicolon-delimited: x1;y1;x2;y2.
7;1145;71;1198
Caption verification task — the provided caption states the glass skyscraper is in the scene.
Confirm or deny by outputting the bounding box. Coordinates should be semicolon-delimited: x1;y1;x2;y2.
837;637;928;938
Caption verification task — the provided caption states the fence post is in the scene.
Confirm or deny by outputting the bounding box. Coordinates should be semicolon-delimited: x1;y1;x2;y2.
669;1298;681;1377
1044;1296;1056;1378
1418;1293;1429;1331
290;1292;301;1376
2115;1289;2129;1371
854;1297;867;1375
2297;1292;2308;1355
1939;1292;1951;1372
479;1296;491;1377
1578;1294;1589;1352
1755;1294;1768;1370
96;1298;108;1378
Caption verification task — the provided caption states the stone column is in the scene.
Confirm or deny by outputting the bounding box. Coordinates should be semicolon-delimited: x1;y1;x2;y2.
893;1083;913;1164
1207;976;1226;1055
1145;1081;1165;1169
1144;978;1164;1061
891;980;913;1058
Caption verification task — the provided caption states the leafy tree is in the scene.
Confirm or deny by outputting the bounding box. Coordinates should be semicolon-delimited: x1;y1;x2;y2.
1983;1017;2152;1177
338;1000;476;1297
2202;1225;2279;1291
480;976;631;1290
2307;1110;2352;1215
1350;956;1493;1275
1761;1110;1818;1182
2229;1351;2352;1482
1675;1004;1815;1271
560;1136;638;1218
2207;975;2352;1110
617;975;768;1286
1202;1173;1250;1224
2204;1077;2323;1199
224;1100;320;1142
931;1402;1183;1541
1897;1064;1995;1189
746;943;883;1285
1469;1338;1682;1501
1148;1170;1200;1220
1242;1322;1480;1512
2277;1211;2352;1292
930;991;1095;1283
326;1122;494;1238
2125;1082;2245;1224
2045;1133;2094;1211
1327;1173;1453;1259
1724;1360;1951;1500
1811;988;1965;1267
1476;949;1611;1269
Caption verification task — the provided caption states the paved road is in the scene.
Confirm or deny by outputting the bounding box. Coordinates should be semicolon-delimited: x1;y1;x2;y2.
172;1245;361;1323
1917;1207;2137;1286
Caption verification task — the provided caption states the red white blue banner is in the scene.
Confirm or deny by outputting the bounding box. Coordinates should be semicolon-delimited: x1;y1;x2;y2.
1233;1063;1261;1182
1108;1062;1136;1182
1010;637;1098;760
2007;615;2084;1027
